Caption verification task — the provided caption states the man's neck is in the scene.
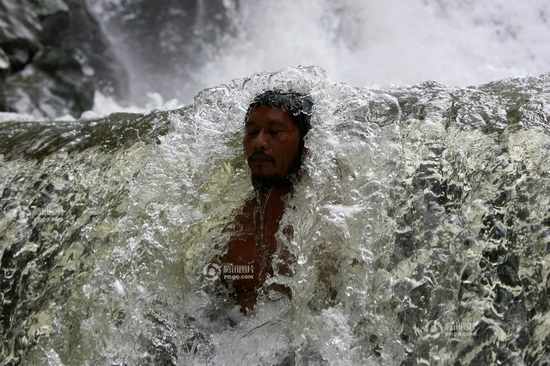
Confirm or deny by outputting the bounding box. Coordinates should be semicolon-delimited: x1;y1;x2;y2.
251;175;293;194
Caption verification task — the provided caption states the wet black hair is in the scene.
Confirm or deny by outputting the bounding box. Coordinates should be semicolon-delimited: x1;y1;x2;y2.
245;90;313;140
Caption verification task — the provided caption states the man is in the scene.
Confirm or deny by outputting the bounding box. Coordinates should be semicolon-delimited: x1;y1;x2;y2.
220;90;313;313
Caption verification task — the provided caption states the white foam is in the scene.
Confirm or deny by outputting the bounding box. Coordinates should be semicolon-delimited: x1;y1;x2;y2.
196;0;550;90
87;0;550;117
0;112;40;123
81;91;184;119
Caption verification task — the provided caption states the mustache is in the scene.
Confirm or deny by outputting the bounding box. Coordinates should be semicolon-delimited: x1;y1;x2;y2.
248;151;275;163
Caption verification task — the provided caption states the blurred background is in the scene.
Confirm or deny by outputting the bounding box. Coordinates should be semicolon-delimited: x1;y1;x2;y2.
1;0;549;119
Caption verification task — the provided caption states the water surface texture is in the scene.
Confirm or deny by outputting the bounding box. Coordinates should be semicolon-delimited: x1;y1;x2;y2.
1;67;550;365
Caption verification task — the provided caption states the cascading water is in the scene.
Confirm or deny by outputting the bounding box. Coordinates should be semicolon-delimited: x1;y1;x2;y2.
1;66;549;365
86;0;550;110
2;0;550;365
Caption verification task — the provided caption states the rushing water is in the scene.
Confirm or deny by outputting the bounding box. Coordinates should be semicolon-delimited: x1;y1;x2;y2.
1;66;550;365
87;0;550;110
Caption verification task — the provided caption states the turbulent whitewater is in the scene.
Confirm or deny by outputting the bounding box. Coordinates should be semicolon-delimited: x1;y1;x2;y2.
1;66;549;365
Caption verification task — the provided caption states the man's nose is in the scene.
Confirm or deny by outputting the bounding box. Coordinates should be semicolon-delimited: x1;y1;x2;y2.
252;129;270;149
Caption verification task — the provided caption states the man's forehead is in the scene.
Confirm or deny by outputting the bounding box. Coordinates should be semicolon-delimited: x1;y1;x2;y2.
246;106;294;126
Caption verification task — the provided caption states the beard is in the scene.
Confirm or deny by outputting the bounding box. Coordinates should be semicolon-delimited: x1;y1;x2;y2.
247;150;303;192
251;174;293;192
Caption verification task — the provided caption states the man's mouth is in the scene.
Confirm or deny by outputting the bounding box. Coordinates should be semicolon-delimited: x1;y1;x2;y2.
248;152;275;164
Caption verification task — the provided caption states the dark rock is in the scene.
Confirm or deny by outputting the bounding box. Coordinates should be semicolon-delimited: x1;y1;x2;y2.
0;0;127;118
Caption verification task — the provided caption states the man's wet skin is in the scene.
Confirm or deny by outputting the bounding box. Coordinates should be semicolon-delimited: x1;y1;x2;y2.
222;105;303;313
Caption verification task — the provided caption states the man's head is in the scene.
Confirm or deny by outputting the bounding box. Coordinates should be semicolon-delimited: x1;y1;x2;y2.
243;90;313;189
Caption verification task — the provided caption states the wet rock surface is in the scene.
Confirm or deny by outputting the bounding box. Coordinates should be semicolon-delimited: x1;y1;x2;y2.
0;0;127;118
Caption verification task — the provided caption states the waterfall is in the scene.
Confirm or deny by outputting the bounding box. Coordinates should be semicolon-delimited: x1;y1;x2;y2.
1;66;549;365
86;0;550;112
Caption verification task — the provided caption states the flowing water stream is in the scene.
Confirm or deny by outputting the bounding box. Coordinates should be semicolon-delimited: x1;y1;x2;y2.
87;0;550;108
1;66;549;365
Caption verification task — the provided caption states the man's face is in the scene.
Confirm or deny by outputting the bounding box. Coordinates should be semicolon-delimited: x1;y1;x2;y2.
244;106;301;180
